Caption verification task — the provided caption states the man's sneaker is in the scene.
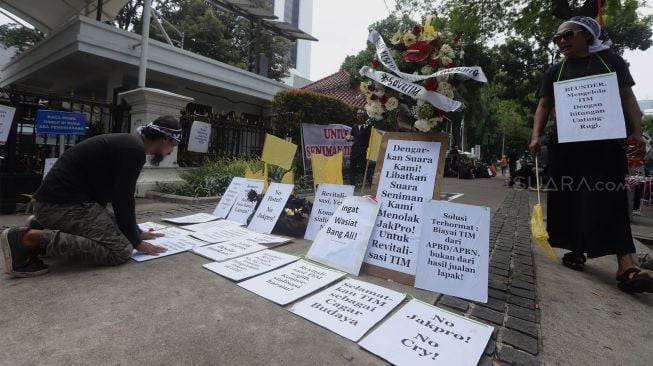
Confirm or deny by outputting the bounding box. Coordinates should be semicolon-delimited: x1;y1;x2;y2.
24;215;44;230
1;228;49;278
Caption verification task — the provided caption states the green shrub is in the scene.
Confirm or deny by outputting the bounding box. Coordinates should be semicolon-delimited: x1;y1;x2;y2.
271;89;356;133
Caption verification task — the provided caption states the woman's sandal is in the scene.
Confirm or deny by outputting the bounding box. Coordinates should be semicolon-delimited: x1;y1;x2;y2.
616;268;653;293
562;252;586;271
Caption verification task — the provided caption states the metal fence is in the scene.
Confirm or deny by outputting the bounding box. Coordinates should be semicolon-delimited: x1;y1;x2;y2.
177;112;278;166
0;89;130;175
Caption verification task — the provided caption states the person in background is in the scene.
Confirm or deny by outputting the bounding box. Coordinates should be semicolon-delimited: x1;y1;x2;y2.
346;109;372;187
1;116;181;277
529;16;651;293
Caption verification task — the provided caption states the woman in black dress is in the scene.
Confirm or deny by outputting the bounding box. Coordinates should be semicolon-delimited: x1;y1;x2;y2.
529;16;652;293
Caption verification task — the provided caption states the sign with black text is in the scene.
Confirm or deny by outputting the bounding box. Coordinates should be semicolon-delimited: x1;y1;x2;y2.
248;182;294;234
213;177;246;218
553;73;626;143
359;299;493;366
203;250;299;281
304;184;355;240
414;201;490;303
227;179;265;224
188;121;211;153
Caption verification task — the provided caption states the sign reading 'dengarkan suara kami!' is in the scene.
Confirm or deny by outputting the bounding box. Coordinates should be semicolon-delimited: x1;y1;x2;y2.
227;179;265;224
304;184;355;240
414;201;490;303
358;299;493;366
203;250;299;281
238;259;345;305
289;278;406;342
306;196;380;275
248;182;294;234
553;72;626;143
188;120;211;153
213;177;246;218
363;137;442;281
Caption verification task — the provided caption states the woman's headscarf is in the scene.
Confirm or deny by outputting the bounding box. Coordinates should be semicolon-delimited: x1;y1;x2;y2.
566;16;612;53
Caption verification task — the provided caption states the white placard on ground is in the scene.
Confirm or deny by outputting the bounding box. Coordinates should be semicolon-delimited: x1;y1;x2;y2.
364;139;441;275
246;232;292;246
203;250;299;281
304;183;355;240
0;105;17;145
213;177;246;218
238;259;346;305
137;222;168;232
440;192;464;202
248;182;294;234
162;213;221;224
43;158;57;178
358;299;494;366
188;120;211;153
289;278;406;341
182;219;243;232
191;239;267;262
415;201;490;303
227;179;265;224
553;72;627;143
306;196;380;275
131;231;207;262
190;226;254;244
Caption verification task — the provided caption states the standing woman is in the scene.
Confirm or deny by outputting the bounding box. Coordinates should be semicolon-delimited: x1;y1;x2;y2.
529;16;652;292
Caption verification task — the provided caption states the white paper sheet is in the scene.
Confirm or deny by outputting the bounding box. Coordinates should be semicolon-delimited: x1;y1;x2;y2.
182;219;242;233
359;299;493;366
203;250;299;281
238;259;345;305
137;222;168;232
289;278;406;341
226;179;265;224
131;235;206;262
248;182;294;234
306;196;380;275
191;239;267;262
187;120;211;153
213;177;246;218
414;201;490;303
304;184;355;240
161;213;221;224
190;226;254;244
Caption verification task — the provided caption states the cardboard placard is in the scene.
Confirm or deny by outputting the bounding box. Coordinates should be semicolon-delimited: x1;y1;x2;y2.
553;72;627;143
362;132;448;285
306;196;380;275
188;120;211;153
358;299;493;366
238;259;346;305
289;278;406;341
203;250;300;281
414;201;490;303
213;177;246;218
248;182;294;234
304;184;356;240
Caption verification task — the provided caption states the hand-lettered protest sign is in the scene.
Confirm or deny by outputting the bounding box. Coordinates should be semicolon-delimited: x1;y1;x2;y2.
203;250;299;281
227;179;265;224
0;105;16;145
238;259;345;305
213;177;246;218
358;299;493;366
248;182;294;234
304;184;355;240
131;227;206;262
415;201;490;303
289;278;406;341
553;73;626;143
306;196;380;275
192;239;267;262
162;213;221;224
188;121;211;153
137;221;168;232
362;133;448;285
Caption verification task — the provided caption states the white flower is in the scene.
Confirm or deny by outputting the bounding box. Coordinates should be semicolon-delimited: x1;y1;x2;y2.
385;97;399;111
438;81;455;99
428;117;443;128
420;65;434;75
390;32;402;45
436;75;449;83
440;44;455;58
440;56;453;67
366;101;384;120
414;119;432;132
403;32;417;47
359;82;369;94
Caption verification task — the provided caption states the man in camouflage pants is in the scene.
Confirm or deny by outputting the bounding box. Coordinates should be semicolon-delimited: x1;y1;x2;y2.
1;116;182;277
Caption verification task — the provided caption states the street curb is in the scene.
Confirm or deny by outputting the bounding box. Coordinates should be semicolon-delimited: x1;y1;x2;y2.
145;191;220;205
